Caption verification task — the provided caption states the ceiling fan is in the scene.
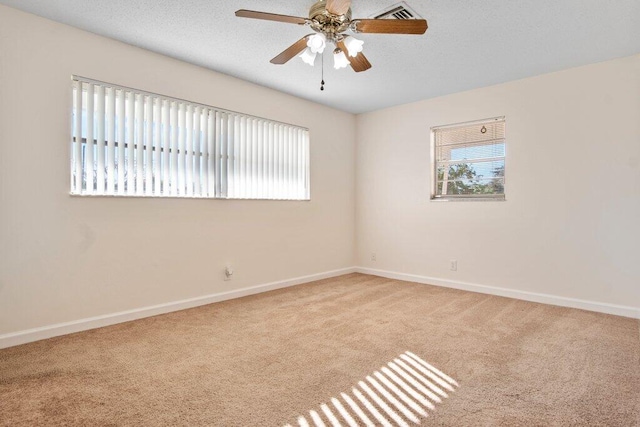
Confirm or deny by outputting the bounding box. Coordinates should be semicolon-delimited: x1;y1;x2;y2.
235;0;428;73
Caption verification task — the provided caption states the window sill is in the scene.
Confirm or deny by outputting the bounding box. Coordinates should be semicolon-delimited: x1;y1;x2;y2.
69;193;311;202
430;196;506;202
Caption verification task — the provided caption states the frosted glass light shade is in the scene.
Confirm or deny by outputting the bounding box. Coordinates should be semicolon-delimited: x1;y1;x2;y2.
307;33;327;54
333;50;350;69
343;36;364;57
299;47;317;66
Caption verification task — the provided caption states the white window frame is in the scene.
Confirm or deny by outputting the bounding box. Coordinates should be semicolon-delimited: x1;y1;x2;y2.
70;76;310;200
430;116;506;201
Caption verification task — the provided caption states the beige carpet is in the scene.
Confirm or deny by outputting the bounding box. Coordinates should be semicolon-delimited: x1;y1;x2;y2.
1;273;639;426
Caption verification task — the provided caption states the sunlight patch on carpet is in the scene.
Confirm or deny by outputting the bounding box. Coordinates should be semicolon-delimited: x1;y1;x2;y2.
283;351;458;427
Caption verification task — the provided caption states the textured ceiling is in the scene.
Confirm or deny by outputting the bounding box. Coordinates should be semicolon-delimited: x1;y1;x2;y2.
2;0;639;113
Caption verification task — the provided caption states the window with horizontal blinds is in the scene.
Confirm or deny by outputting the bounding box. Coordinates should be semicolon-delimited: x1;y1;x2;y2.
432;117;505;200
70;76;310;200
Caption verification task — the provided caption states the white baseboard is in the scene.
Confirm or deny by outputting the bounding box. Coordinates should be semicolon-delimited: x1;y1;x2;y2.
2;266;636;349
356;267;640;319
0;267;357;349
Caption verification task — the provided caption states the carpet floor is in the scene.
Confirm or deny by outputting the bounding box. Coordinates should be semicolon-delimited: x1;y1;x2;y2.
1;273;639;426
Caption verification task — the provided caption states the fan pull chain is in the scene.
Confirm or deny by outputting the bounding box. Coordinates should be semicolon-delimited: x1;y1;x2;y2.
320;53;325;91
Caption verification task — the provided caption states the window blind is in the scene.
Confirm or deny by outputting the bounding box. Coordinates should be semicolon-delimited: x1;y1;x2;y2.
71;77;310;200
432;117;505;199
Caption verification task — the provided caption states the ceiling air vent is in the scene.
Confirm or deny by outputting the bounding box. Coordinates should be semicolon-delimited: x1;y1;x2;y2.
370;1;422;20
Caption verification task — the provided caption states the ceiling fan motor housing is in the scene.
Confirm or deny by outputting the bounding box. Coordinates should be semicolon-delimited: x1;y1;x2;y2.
309;0;352;39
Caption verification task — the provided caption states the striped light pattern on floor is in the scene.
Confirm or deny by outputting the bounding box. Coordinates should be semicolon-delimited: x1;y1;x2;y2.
283;351;459;427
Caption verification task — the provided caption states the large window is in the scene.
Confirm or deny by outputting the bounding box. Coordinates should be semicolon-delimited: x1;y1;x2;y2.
71;76;310;200
431;117;505;200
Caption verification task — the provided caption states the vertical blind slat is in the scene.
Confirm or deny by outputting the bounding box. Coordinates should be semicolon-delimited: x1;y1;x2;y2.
161;100;170;196
278;125;284;199
247;119;260;198
106;88;116;194
306;131;310;198
215;112;222;198
263;122;268;199
281;125;287;199
73;82;83;193
193;107;202;196
144;97;153;195
152;98;161;195
116;91;126;195
126;92;135;195
201;108;209;197
135;94;144;195
236;116;243;198
296;128;302;199
271;123;277;200
248;117;254;198
243;118;249;198
170;102;178;196
232;115;239;197
225;114;233;197
189;103;195;196
301;128;306;199
288;127;294;199
96;86;106;195
274;124;279;199
257;120;263;199
292;128;298;200
290;127;295;199
85;84;95;195
283;126;289;199
185;105;194;197
267;123;272;199
178;103;186;195
273;124;278;199
207;110;217;197
295;128;299;199
220;113;227;198
284;127;290;199
245;117;251;198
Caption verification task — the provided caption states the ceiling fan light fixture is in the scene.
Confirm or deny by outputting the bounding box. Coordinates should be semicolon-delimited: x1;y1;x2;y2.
343;35;364;57
307;33;327;54
299;47;317;66
333;48;350;69
236;0;429;75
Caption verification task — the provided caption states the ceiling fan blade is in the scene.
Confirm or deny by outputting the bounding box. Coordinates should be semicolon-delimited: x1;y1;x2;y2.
326;0;351;15
354;19;428;34
270;36;310;64
337;41;372;72
235;9;307;25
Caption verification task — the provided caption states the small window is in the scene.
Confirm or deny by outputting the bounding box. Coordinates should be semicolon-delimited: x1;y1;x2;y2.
71;76;310;200
431;117;505;200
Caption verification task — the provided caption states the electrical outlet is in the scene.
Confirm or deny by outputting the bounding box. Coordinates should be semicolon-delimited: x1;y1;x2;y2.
371;253;377;262
224;265;233;281
450;260;457;271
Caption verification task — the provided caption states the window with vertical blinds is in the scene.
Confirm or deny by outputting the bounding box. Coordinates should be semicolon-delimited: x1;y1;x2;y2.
70;76;310;200
431;117;506;200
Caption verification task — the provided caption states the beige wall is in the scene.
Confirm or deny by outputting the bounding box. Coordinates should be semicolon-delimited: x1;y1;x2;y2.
356;54;640;308
0;6;356;335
